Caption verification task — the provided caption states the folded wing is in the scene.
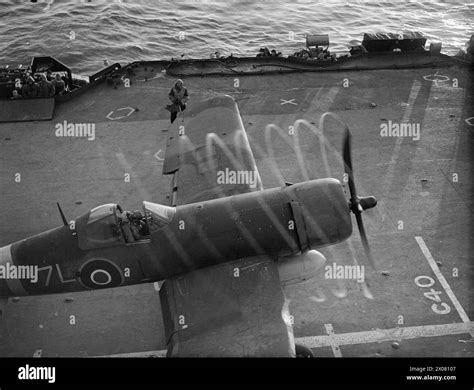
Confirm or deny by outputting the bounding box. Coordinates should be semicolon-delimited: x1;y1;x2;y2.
163;95;263;205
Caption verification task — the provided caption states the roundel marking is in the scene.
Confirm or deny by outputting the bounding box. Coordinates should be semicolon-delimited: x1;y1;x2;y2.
90;269;112;286
79;258;124;289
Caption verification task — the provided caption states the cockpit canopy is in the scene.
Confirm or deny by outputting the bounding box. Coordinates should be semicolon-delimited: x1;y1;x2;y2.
88;203;116;224
76;202;175;250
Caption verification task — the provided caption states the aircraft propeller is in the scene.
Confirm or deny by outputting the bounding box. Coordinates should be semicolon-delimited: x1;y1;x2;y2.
342;127;377;268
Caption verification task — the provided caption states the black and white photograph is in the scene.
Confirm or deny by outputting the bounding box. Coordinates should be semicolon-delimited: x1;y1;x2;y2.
0;0;472;386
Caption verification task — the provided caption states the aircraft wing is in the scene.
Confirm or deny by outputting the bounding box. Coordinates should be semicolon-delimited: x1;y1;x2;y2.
159;95;293;356
159;256;294;357
163;95;263;206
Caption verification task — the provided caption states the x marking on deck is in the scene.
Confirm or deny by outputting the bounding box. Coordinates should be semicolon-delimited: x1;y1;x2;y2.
280;99;297;105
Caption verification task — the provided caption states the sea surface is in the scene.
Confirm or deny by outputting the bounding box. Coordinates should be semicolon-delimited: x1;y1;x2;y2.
0;0;473;74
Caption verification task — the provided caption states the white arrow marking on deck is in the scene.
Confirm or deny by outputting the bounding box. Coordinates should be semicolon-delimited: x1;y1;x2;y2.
280;99;297;105
106;107;135;121
148;71;166;80
465;117;474;126
33;349;42;358
154;150;164;161
98;321;474;357
415;236;472;333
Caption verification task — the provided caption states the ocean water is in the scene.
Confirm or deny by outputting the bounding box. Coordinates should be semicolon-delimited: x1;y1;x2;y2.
0;0;472;75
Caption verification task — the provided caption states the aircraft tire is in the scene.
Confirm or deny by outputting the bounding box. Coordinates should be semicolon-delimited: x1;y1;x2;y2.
295;344;314;358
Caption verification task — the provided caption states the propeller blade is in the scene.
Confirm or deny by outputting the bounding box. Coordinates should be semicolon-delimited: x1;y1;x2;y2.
355;211;375;269
342;127;356;198
342;126;376;269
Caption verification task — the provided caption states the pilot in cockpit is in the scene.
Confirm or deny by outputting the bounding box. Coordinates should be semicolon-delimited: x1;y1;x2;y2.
117;207;150;243
117;209;135;243
129;210;150;240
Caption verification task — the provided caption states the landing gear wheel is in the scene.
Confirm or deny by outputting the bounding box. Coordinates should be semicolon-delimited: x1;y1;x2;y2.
295;344;314;358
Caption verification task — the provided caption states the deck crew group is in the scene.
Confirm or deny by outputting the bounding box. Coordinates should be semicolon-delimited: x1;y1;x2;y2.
11;69;67;99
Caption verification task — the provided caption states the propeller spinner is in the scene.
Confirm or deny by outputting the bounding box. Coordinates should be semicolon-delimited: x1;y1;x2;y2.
342;127;377;268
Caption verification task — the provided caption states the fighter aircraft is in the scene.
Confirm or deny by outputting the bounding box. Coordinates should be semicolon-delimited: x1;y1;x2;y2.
0;95;376;357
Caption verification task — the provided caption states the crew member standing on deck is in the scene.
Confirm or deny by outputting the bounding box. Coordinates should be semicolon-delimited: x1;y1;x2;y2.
38;73;55;97
21;76;39;98
168;79;189;123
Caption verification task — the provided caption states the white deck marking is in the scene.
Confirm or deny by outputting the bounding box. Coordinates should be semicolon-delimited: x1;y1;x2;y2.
135;70;168;82
415;236;471;329
376;158;452;166
380;80;421;218
324;323;342;357
154;149;164;161
423;71;450;84
33;349;42;358
98;321;474;357
97;350;167;358
297;322;474;349
106;107;135;120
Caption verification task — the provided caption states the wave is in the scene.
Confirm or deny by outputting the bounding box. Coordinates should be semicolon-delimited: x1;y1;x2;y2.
0;0;471;74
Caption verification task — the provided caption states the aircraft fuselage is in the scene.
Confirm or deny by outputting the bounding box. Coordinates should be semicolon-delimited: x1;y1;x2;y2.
0;178;351;297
